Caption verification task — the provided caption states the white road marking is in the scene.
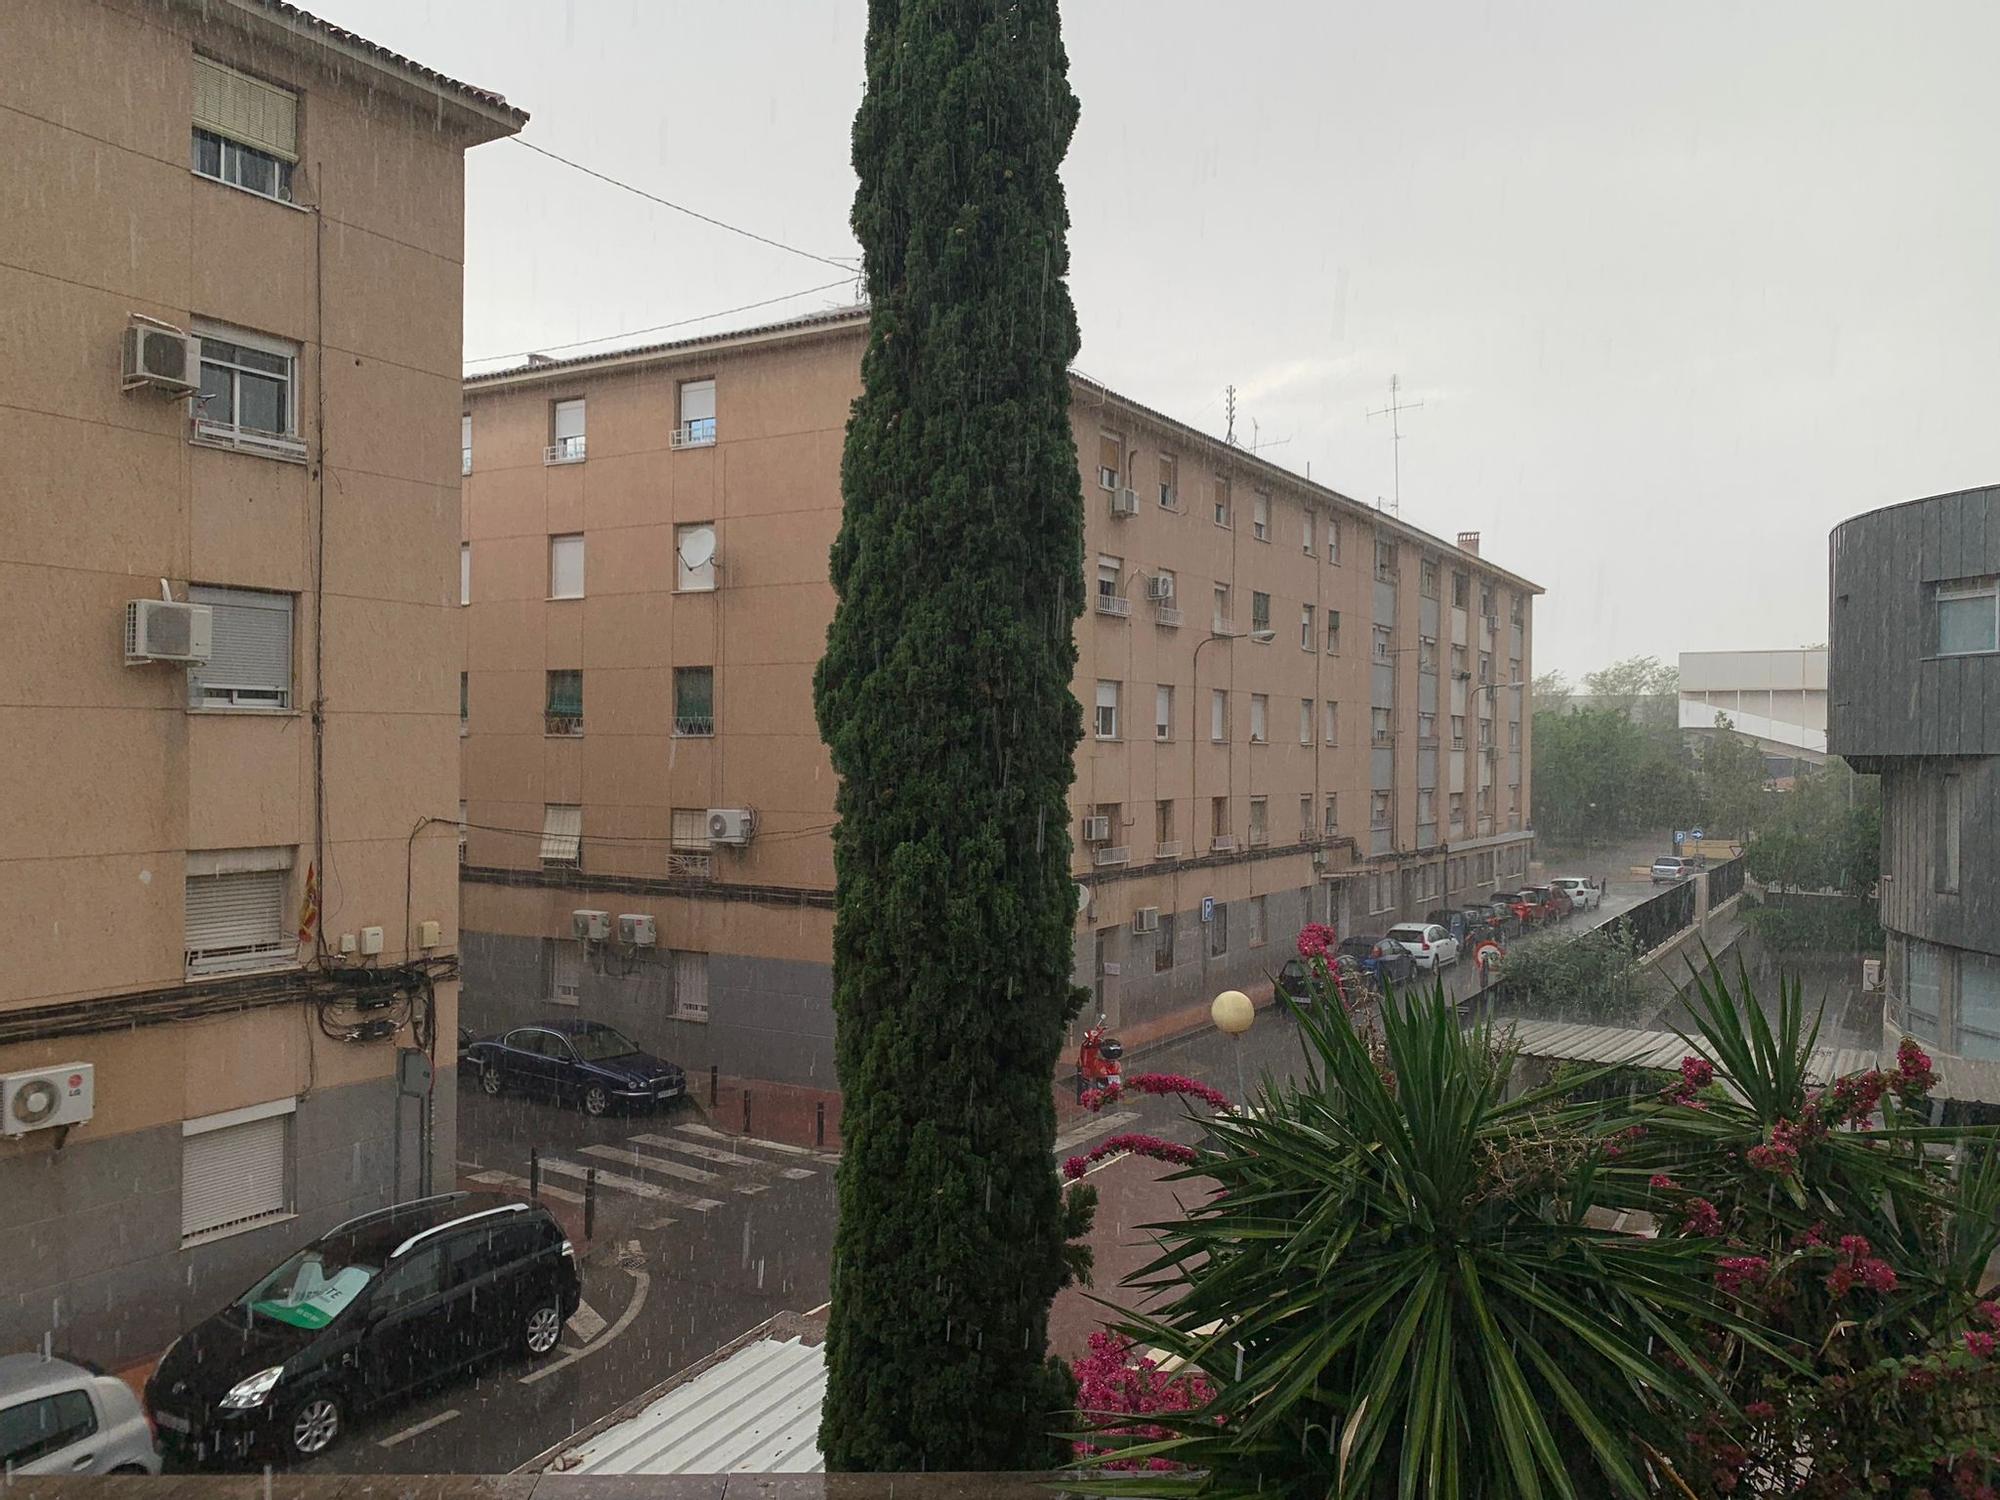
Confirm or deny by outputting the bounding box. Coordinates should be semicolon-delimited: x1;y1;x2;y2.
377;1409;460;1447
520;1269;651;1386
675;1121;840;1163
577;1143;764;1195
1054;1109;1140;1155
537;1156;722;1212
466;1168;585;1205
565;1299;606;1344
629;1132;815;1179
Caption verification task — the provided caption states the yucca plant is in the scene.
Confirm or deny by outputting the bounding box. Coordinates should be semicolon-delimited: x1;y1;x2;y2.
1084;980;1746;1498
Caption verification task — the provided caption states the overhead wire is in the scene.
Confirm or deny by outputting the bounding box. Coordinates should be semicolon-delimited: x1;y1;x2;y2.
464;277;860;367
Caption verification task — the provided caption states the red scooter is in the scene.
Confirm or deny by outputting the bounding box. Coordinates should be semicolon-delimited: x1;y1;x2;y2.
1076;1015;1124;1101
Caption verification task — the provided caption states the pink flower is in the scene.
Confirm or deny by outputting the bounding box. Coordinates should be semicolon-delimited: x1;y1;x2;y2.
1649;1173;1677;1190
1122;1073;1232;1112
1066;1133;1200;1182
1677;1197;1723;1237
1715;1256;1770;1295
1744;1400;1776;1421
1838;1234;1872;1260
1964;1330;1995;1359
1824;1266;1856;1298
1860;1259;1898;1293
1062;1155;1089;1181
1897;1036;1938;1099
1681;1056;1715;1090
1746;1140;1800;1176
1978;1300;2000;1329
1296;922;1337;960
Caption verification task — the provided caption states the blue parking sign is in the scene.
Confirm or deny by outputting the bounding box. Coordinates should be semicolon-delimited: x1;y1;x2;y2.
1201;896;1215;924
1673;830;1687;846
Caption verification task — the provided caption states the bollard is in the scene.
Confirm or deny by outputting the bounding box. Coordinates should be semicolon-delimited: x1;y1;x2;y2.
709;1064;719;1106
815;1102;825;1148
529;1148;540;1204
585;1166;597;1241
742;1088;751;1134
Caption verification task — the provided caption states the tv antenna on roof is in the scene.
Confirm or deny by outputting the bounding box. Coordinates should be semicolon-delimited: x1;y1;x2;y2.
1366;374;1423;516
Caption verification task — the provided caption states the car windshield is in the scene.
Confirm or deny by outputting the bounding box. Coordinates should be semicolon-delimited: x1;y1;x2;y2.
238;1247;377;1330
571;1026;641;1062
1386;927;1425;941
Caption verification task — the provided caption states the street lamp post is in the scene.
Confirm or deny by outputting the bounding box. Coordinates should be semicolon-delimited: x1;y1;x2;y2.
1211;987;1255;1107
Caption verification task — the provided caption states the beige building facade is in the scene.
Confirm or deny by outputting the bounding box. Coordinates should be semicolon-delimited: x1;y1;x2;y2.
0;0;522;1359
459;312;1538;1098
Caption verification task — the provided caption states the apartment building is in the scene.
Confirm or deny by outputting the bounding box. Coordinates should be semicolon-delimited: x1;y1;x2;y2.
458;311;1537;1101
1829;484;2000;1111
0;0;523;1359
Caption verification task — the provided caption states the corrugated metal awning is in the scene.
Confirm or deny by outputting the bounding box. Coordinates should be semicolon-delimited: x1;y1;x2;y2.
560;1337;826;1475
1502;1019;1881;1086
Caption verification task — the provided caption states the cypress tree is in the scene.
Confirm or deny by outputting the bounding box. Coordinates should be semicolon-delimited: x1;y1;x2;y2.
812;0;1088;1472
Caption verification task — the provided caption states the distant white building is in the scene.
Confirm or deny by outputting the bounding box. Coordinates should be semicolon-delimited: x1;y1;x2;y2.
1678;649;1828;777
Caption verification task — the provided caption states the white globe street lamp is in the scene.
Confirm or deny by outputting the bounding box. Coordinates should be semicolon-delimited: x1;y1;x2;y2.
1211;989;1255;1108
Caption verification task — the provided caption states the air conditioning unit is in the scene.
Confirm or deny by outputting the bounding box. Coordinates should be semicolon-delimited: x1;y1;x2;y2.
1146;576;1175;602
1110;488;1138;518
124;599;213;665
1081;815;1111;843
1484;614;1500;631
707;808;756;846
572;909;611;942
1132;906;1161;934
2;1064;94;1138
121;318;197;395
618;913;657;946
1861;957;1882;993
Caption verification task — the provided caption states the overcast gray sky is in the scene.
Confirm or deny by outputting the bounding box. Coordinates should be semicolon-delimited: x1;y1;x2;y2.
324;0;1998;679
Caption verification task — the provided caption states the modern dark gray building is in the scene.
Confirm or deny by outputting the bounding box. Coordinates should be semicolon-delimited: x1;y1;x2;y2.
1828;483;2000;1107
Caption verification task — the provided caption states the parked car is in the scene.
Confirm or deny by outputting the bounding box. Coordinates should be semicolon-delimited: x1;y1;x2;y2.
1551;876;1602;912
1274;957;1312;1007
1481;899;1525;939
1424;908;1471;944
1385;922;1461;971
1455;905;1505;941
0;1354;160;1476
1497;889;1544;928
145;1192;578;1465
1652;855;1697;884
1532;883;1575;920
1335;934;1417;986
463;1019;686;1117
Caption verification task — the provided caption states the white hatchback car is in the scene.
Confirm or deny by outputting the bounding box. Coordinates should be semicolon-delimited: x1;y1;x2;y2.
1385;922;1460;971
1552;876;1601;912
0;1353;160;1476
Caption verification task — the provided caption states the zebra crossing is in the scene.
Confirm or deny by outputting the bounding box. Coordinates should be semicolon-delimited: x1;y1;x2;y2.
461;1122;840;1229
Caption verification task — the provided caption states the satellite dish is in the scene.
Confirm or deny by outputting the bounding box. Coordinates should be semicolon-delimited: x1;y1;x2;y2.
678;525;717;571
1076;883;1091;920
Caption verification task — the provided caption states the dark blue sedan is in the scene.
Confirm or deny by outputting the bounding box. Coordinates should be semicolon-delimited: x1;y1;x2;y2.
464;1020;686;1117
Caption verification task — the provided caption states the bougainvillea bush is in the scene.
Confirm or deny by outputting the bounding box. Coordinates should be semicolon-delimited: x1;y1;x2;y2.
1068;1332;1215;1472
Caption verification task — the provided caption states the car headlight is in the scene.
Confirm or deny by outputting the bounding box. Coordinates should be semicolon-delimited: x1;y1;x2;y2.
219;1365;285;1410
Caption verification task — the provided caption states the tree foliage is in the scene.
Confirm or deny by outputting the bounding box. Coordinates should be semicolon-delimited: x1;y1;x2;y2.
812;0;1088;1469
1495;921;1644;1023
1696;712;1770;838
1584;653;1680;730
1531;705;1698;842
1744;759;1881;897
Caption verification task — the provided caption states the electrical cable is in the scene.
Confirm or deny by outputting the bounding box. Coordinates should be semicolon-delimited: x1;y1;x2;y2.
464;278;859;367
507;136;858;272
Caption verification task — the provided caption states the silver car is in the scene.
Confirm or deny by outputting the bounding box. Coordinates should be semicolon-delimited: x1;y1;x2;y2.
0;1353;161;1476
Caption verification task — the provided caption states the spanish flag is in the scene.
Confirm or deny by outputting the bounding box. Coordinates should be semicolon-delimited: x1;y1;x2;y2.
298;862;319;946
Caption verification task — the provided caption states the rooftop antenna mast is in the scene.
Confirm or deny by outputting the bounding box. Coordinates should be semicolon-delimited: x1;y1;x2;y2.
1366;374;1423;516
1224;384;1238;446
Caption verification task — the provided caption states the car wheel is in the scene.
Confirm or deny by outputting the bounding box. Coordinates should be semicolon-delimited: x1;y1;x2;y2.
582;1083;611;1117
480;1062;503;1097
284;1393;342;1459
523;1299;564;1358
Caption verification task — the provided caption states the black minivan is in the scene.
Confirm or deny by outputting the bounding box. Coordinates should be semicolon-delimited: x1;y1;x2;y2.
145;1192;579;1464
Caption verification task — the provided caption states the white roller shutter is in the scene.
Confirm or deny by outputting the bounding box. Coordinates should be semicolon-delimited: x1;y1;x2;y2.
182;1109;291;1241
193;56;298;162
678;380;715;424
673;952;709;1023
186;867;290;975
188;587;292;708
552;399;586;442
540;805;583;865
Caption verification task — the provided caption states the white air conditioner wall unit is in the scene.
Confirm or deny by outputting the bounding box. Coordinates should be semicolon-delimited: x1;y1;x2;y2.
2;1064;94;1137
1146;576;1175;601
1132;906;1160;934
122;319;197;395
1081;815;1110;843
618;913;657;946
707;808;756;846
572;909;611;942
1110;488;1138;517
1861;957;1882;993
124;599;213;664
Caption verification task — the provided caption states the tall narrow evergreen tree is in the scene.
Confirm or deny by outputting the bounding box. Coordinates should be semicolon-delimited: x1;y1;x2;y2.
812;0;1087;1472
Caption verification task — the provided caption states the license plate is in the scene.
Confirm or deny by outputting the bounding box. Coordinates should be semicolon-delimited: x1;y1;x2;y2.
656;1085;683;1099
154;1411;191;1435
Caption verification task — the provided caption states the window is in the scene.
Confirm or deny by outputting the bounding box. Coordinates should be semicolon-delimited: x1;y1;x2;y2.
1419;635;1438;673
0;1388;98;1469
187;586;292;709
1209;901;1228;956
1479;585;1493;616
549;533;585;599
1155;912;1176;972
1371;791;1392;828
1508;657;1521;684
181;1097;294;1243
1479;717;1494;747
1451;714;1466;748
549;943;581;1006
1097;431;1123;491
548;398;586;463
1210;688;1228;741
1451;645;1468;679
1155;684;1175;741
1097;555;1123;605
1324;700;1338;744
1323;794;1338;833
1251;592;1271;633
1252;491;1271;541
1418;711;1436;741
671;808;711;851
1155;799;1175;850
1213;583;1232;632
674;667;715;736
1479;653;1493;684
457;800;467;860
1452;572;1469;608
185;847;292;976
1248;797;1268;845
1211;795;1230;840
541;804;583;868
1936;774;1962;893
460;543;471;605
1095;680;1121;740
1450;791;1466;829
1249;694;1268;743
194;324;299;451
1510;719;1522;749
1248;894;1267;947
673;951;710;1022
191;57;296;202
1418;789;1435;824
676;522;717;591
1326;516;1341;562
1372;707;1392;744
459;672;468;734
1213;477;1232;528
545;669;583;735
1326;609;1341;653
375;1245;444;1313
1373;626;1393;663
462;414;473;476
1158;453;1179;509
1300;698;1314;745
1301;604;1316;650
1092;802;1123;847
1904;939;1942;1043
1300;793;1313;836
1961;953;2000;1061
1303;507;1316;554
1420;559;1439;598
1936;578;1999;656
1375;538;1398;582
676;378;717;447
